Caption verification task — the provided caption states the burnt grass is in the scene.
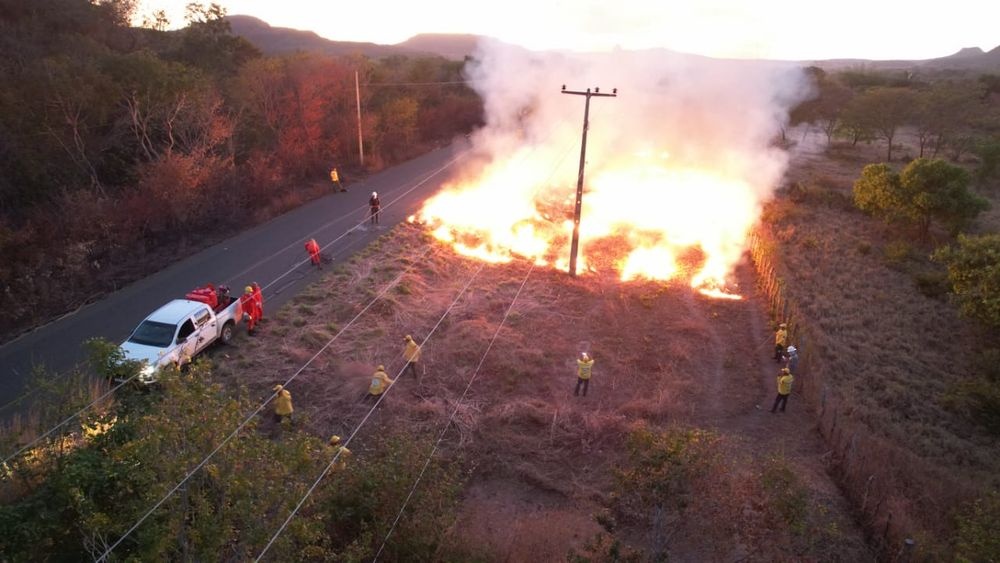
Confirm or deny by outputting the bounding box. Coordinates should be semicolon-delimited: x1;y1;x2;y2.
215;221;871;561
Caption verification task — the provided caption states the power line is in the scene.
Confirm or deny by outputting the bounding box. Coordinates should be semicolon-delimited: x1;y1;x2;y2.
0;148;471;420
251;149;470;295
364;80;470;87
254;261;487;561
260;143;570;560
96;244;438;562
372;263;534;562
1;370;141;466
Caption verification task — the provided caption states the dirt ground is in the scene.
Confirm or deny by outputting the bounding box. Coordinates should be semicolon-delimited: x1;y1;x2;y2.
216;209;872;560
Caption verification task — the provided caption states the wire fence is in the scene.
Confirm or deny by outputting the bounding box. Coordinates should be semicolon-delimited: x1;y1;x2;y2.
748;226;925;561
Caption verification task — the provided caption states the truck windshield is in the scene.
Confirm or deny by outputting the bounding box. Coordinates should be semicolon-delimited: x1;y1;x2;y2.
128;321;176;347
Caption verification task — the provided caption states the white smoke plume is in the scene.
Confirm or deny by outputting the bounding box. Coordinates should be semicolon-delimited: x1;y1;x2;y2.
419;40;810;288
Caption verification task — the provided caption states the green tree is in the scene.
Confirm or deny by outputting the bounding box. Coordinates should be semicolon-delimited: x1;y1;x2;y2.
853;158;989;237
850;87;918;161
933;233;1000;328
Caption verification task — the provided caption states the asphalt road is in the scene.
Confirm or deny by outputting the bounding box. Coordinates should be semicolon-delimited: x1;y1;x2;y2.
0;143;470;409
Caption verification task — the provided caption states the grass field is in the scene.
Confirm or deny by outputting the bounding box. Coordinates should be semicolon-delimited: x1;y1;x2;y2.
214;220;871;560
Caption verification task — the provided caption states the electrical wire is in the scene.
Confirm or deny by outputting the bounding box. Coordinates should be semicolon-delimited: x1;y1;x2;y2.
95;244;437;562
254;261;487;561
0;148;470;420
371;263;534;562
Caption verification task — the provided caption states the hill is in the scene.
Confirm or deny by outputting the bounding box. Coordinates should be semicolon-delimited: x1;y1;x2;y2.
226;15;434;58
396;33;483;60
810;44;1000;72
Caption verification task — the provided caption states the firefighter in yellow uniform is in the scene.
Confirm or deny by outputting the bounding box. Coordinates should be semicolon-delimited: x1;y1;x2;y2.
575;352;594;397
770;368;794;413
330;167;346;192
773;323;788;362
403;335;421;377
273;384;294;423
368;365;395;400
328;435;352;470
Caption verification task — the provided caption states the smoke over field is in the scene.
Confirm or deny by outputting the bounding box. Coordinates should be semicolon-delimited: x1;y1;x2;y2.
418;42;810;293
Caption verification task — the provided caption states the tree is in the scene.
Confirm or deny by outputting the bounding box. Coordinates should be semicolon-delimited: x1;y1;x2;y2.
933;234;1000;328
975;137;1000;183
913;81;982;158
789;67;853;144
853;158;989;237
849;87;917;161
171;2;259;75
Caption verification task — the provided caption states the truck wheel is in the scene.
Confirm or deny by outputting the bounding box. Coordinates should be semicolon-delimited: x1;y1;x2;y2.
221;321;235;345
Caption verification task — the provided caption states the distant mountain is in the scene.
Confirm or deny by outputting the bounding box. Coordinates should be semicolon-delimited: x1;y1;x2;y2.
397;34;482;60
226;16;998;73
810;44;1000;72
226;15;434;58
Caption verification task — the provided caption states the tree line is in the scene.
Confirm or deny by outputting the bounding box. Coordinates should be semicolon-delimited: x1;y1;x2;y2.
791;66;1000;165
0;0;484;341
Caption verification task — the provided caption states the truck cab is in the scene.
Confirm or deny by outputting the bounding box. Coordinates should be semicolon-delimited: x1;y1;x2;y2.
120;298;236;384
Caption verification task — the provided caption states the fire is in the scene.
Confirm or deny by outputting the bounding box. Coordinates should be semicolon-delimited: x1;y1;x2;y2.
416;147;755;298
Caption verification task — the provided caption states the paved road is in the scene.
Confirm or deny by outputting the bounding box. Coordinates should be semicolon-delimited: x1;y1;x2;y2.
0;144;469;409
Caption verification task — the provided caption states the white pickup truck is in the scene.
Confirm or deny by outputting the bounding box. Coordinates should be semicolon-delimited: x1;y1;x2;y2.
119;294;243;384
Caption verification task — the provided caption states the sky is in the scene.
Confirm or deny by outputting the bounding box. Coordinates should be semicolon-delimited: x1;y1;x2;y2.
137;0;1000;61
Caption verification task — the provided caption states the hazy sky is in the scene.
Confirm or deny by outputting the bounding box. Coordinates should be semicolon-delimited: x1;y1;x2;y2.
138;0;999;61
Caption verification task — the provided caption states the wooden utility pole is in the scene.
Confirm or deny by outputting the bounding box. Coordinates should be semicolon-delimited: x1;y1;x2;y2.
355;70;364;167
561;85;617;276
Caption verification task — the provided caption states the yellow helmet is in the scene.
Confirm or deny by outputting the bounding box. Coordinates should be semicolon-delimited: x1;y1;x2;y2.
329;435;341;445
245;286;253;294
377;365;385;371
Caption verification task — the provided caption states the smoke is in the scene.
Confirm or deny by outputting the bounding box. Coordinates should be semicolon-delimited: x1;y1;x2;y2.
421;40;811;286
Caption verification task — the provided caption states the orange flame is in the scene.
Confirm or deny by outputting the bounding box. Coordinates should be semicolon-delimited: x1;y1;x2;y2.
417;147;754;298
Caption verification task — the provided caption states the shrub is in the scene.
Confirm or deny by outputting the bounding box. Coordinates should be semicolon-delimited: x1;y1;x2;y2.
761;457;810;535
955;491;1000;561
913;270;950;299
883;240;912;264
932;234;1000;328
853;159;989;237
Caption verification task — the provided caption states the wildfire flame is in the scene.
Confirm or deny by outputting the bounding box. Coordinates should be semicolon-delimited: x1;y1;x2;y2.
415;147;754;299
411;43;807;300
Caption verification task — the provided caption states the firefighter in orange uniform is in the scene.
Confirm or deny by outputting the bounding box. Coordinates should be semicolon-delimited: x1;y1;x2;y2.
305;238;322;267
251;282;264;322
241;286;258;335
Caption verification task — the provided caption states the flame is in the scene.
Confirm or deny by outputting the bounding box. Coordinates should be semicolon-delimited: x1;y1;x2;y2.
417;146;754;297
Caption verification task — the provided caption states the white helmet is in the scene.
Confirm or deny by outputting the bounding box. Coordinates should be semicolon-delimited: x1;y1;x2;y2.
371;191;378;198
787;345;797;354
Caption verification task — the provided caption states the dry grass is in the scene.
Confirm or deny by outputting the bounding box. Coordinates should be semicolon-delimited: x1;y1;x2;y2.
768;125;1000;549
215;218;870;559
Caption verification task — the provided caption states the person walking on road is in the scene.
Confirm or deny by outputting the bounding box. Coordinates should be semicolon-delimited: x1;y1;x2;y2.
369;191;381;225
770;368;794;413
403;334;421;377
368;365;395;400
305;238;322;268
773;323;788;362
330;167;347;192
273;384;294;423
575;352;594;397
